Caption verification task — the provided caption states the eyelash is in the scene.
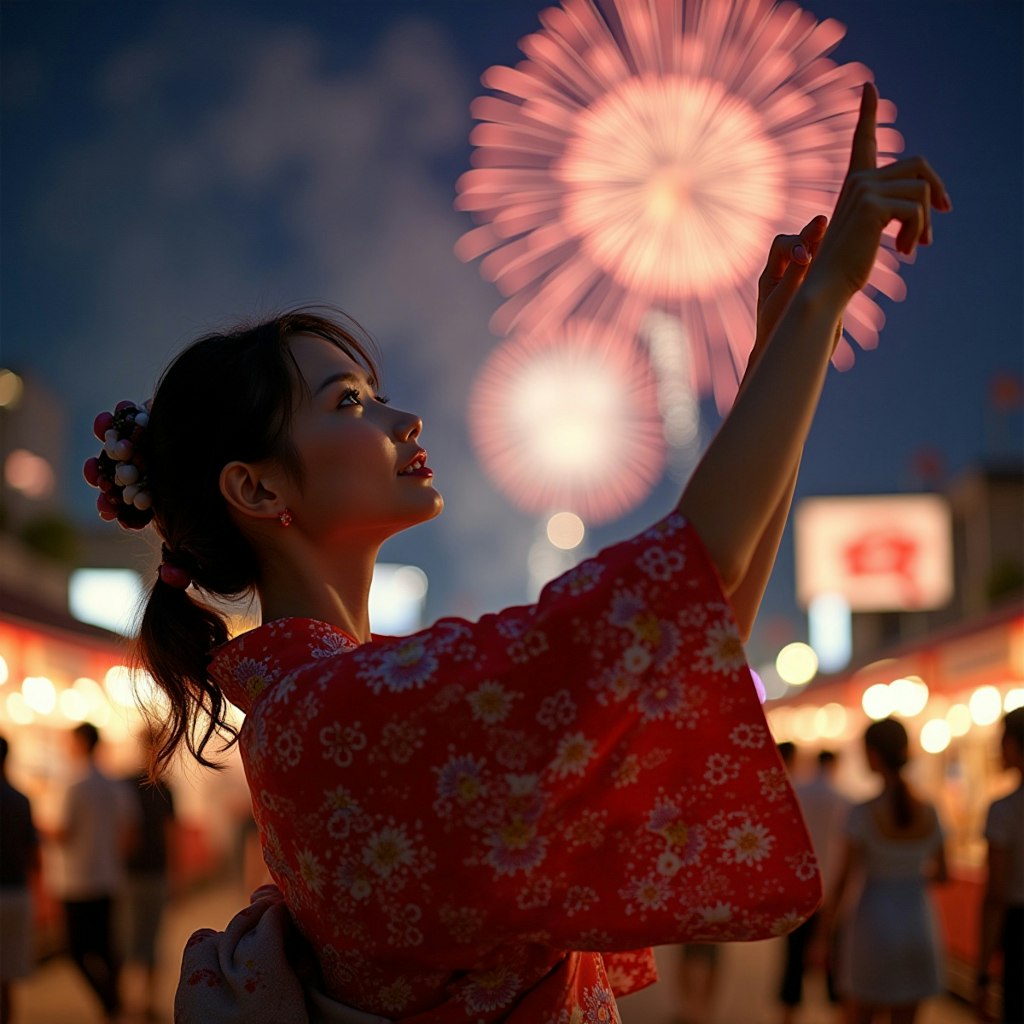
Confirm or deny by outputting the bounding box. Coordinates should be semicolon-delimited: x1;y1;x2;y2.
337;388;390;408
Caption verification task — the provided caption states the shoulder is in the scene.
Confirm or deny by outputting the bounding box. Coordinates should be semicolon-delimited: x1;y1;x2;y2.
986;786;1024;838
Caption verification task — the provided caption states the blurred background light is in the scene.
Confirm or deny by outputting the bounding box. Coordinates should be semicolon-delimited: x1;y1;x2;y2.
862;682;893;721
546;512;585;551
0;368;24;409
808;592;852;673
776;642;818;687
21;675;56;715
920;718;952;755
889;676;930;718
69;568;145;636
1004;688;1024;713
969;685;1003;726
369;563;429;635
945;703;972;737
5;449;55;499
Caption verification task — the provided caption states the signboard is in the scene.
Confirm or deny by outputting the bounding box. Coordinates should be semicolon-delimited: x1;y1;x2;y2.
795;494;953;611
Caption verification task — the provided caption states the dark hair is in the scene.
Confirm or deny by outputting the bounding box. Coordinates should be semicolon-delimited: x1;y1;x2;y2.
1005;707;1024;751
817;749;837;767
130;308;381;780
0;734;7;769
864;718;912;827
73;721;101;752
777;741;796;768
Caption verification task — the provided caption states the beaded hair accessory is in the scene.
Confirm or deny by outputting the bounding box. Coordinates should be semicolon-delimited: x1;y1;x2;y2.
83;401;154;531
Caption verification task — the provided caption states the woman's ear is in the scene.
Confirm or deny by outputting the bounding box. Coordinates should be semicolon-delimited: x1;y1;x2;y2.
219;460;286;522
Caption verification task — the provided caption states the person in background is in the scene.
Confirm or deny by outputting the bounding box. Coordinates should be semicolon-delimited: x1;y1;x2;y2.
671;943;720;1024
778;741;797;773
779;749;851;1023
51;722;137;1024
976;707;1024;1024
0;734;41;1024
826;718;948;1024
121;730;178;1022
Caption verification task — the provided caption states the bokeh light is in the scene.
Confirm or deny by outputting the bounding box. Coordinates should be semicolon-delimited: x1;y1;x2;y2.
5;449;55;499
104;665;137;708
546;512;586;550
22;676;56;715
792;705;819;743
6;692;33;725
469;322;666;522
889;676;929;718
815;703;848;740
455;0;906;409
945;703;972;737
0;369;23;409
1004;688;1024;713
59;688;90;722
969;685;1002;726
0;655;8;686
920;718;951;755
862;682;893;721
776;642;818;687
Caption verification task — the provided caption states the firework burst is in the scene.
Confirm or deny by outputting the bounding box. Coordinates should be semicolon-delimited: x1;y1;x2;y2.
456;0;906;409
469;322;666;524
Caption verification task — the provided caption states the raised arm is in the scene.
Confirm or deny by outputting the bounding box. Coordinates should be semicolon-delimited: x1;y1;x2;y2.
727;216;827;638
677;83;951;594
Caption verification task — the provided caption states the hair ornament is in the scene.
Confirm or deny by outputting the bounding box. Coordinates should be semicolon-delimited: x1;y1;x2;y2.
158;560;192;590
84;400;155;530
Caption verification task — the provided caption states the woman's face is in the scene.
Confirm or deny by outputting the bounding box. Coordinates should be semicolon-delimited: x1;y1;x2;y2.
280;334;443;545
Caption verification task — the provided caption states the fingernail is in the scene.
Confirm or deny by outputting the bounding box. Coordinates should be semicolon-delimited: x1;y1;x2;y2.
793;243;810;264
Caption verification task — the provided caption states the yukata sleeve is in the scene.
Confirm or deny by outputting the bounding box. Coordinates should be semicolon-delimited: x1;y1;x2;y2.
338;511;821;954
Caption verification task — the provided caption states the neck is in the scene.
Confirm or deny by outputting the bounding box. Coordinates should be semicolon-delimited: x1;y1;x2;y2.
256;538;380;644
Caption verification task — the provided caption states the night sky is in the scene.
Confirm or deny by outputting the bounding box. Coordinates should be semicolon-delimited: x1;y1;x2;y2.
1;0;1021;663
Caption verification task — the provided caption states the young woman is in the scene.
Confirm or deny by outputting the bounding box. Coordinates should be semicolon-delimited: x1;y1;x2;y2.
86;84;949;1022
826;718;949;1024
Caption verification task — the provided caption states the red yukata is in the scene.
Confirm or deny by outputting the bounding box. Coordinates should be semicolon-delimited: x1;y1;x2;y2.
199;513;820;1021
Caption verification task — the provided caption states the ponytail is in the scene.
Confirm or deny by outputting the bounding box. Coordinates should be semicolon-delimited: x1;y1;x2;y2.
889;771;912;828
864;717;912;827
134;578;235;781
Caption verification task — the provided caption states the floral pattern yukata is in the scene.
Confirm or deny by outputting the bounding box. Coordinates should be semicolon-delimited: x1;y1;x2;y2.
207;514;821;1021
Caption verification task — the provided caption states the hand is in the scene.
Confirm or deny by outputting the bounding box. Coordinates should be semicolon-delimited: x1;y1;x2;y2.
754;214;831;359
805;81;952;307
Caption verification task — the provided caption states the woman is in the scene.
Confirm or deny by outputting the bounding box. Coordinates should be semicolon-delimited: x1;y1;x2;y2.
86;84;949;1021
827;718;949;1024
976;707;1024;1023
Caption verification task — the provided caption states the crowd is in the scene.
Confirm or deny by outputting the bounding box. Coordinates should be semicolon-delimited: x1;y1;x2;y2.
0;724;177;1024
668;709;1023;1024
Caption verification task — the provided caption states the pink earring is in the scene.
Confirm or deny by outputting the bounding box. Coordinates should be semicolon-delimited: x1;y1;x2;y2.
278;508;293;527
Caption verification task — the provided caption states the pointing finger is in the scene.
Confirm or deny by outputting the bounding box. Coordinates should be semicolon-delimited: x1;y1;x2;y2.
848;81;878;174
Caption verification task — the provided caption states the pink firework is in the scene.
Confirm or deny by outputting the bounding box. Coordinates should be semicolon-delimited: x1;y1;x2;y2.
455;0;907;409
469;322;666;523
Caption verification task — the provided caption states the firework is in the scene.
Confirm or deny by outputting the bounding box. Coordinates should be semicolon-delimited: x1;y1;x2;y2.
469;321;666;524
456;0;905;409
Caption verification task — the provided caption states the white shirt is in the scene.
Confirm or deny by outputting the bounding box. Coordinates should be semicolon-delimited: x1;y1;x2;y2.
796;772;852;895
57;764;137;899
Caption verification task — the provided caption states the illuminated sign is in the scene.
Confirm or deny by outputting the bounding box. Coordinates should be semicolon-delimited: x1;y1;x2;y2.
795;495;953;611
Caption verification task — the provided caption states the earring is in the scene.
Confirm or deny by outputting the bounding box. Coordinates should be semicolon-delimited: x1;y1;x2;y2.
278;508;293;527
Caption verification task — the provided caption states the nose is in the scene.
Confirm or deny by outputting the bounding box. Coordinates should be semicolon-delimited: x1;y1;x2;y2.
394;408;422;443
